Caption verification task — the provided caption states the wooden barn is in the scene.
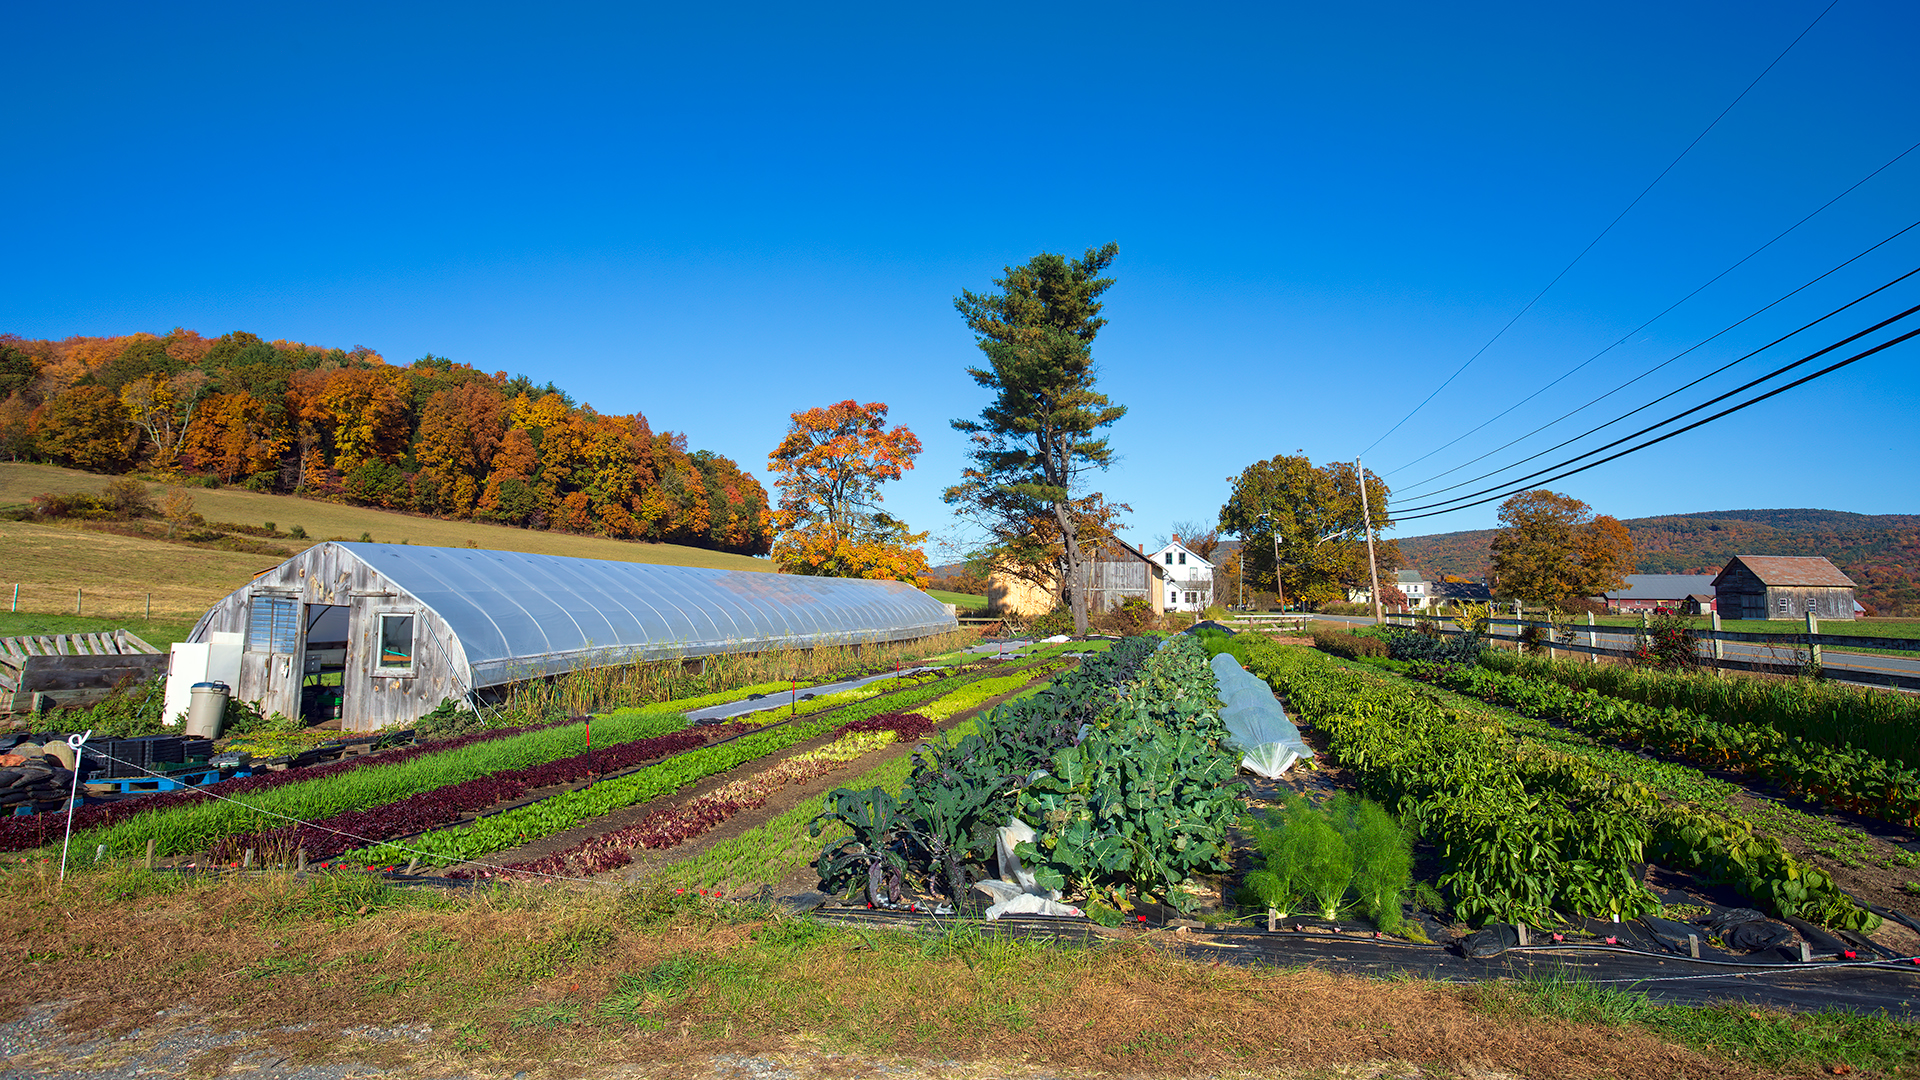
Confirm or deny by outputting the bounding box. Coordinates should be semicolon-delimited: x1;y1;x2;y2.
988;538;1167;618
1710;555;1857;621
169;542;958;732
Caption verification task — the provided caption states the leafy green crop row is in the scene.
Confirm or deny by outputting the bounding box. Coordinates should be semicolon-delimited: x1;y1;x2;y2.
1478;649;1920;767
813;635;1243;917
1239;639;1877;930
1429;663;1920;829
344;658;1071;866
72;709;695;858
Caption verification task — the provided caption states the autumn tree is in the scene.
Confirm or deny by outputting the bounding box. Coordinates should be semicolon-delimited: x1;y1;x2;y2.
948;243;1126;634
1219;455;1398;610
181;391;290;483
414;382;507;517
33;386;137;471
1488;490;1634;607
767;400;928;582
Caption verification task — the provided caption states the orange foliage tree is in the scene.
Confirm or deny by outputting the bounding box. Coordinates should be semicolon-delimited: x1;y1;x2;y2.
181;391;291;483
1489;490;1634;608
766;400;927;583
32;386;137;471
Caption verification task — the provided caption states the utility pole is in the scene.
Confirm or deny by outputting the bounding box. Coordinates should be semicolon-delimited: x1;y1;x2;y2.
1356;458;1383;623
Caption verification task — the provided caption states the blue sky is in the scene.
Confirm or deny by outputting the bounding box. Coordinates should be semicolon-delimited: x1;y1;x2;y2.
6;1;1916;558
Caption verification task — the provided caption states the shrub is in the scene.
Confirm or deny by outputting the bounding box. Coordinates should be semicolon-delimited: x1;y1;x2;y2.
1028;605;1073;638
103;477;154;518
288;524;308;540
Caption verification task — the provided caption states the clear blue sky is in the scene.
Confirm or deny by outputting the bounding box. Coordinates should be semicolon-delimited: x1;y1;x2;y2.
6;1;1916;559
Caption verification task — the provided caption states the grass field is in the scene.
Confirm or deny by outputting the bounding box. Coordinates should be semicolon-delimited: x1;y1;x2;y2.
0;462;778;620
0;611;198;649
1578;613;1920;639
926;588;988;612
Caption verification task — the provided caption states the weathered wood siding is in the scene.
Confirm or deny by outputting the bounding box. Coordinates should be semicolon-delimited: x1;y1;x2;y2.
191;546;468;732
1714;564;1856;620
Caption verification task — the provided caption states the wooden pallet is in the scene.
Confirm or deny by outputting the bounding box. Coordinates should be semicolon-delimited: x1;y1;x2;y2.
0;630;167;713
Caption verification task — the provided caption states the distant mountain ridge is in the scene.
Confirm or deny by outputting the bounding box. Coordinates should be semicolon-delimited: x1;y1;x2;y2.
1395;509;1920;616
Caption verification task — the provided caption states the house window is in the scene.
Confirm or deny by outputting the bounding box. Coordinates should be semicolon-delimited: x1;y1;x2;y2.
1777;596;1789;611
1184;591;1197;604
377;613;416;674
1165;553;1174;565
1168;590;1177;605
1178;553;1186;565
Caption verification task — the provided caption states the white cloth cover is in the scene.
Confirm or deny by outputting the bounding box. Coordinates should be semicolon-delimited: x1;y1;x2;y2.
1209;652;1315;778
973;818;1083;919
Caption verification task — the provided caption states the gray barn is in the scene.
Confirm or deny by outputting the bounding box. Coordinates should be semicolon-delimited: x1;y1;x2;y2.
181;542;958;732
1710;555;1857;621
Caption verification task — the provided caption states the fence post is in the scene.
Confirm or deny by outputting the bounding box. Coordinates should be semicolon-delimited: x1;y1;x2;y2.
1710;609;1724;664
1587;611;1597;663
1806;609;1821;670
145;594;151;620
76;588;82;616
9;584;15;612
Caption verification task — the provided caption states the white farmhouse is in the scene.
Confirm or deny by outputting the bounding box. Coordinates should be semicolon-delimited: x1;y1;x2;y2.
1148;534;1216;613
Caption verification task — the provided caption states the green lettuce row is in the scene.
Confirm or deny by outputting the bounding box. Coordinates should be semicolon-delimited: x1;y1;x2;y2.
74;709;695;859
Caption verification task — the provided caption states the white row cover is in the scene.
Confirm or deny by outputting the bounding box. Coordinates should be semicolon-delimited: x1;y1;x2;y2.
1209;651;1314;778
344;544;957;687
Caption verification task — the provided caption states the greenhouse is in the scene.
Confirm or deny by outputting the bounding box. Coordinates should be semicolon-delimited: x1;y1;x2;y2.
170;542;957;732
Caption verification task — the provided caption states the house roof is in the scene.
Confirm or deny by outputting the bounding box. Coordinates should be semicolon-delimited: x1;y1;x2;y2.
1603;574;1719;601
1087;537;1158;566
1431;581;1492;600
1395;569;1424;584
1712;555;1856;588
1147;540;1216;568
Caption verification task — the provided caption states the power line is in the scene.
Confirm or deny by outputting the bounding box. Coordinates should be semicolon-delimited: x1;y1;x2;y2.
1390;248;1920;503
1385;142;1920;485
1358;0;1845;458
1388;311;1919;521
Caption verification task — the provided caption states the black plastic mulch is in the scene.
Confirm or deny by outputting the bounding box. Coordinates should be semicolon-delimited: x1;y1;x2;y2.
804;904;1920;1015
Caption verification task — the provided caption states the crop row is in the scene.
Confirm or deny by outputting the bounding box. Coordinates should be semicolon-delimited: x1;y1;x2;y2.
1477;649;1920;767
205;715;784;863
1244;639;1877;930
341;657;1071;866
1427;663;1920;829
476;713;939;880
1;672;836;856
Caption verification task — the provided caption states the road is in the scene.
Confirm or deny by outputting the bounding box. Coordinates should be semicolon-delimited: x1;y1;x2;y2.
1305;613;1920;685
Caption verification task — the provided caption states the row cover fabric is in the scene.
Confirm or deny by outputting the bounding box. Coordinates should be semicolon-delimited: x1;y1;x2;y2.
342;544;957;688
1209;651;1315;778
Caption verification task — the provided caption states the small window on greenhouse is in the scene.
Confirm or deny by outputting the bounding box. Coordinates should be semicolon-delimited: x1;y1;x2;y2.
378;613;416;674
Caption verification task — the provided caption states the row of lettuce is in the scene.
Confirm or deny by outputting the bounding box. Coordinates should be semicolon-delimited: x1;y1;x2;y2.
12;647;1076;871
1249;635;1879;930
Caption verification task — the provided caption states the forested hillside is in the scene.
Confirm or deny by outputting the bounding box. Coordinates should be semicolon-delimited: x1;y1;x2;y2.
0;329;772;554
1397;509;1920;616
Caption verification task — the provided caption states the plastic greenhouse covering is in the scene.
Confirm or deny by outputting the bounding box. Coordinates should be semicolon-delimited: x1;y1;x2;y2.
1209;651;1315;778
342;544;958;688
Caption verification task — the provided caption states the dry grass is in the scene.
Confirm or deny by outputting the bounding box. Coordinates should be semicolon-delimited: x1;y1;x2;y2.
0;868;1846;1080
0;462;777;620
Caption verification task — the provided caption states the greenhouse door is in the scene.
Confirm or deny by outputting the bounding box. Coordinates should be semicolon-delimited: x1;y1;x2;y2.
240;592;303;723
301;604;349;725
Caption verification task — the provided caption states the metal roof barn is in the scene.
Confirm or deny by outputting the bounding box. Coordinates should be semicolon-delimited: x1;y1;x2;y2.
179;542;957;732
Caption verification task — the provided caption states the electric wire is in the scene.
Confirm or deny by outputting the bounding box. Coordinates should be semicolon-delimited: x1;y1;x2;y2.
1385;143;1920;485
1388;258;1920;505
1390;319;1920;521
1358;0;1844;458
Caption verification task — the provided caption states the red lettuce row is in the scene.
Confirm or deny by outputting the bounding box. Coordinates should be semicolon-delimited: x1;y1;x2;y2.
0;716;585;853
207;717;766;862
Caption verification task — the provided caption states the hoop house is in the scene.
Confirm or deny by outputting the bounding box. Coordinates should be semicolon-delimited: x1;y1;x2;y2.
173;542;957;731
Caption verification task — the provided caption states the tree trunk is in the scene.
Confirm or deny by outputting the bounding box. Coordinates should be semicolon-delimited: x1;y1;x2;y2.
1055;498;1087;636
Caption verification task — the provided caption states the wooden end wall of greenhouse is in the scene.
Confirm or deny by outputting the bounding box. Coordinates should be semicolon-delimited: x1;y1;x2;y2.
189;546;466;733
